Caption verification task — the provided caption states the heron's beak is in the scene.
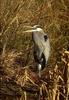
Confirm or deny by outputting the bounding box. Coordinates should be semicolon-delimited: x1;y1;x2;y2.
23;25;40;33
22;25;34;33
23;26;33;28
23;29;36;33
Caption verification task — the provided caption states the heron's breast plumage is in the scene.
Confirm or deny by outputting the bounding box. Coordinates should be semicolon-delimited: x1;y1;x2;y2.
33;31;50;63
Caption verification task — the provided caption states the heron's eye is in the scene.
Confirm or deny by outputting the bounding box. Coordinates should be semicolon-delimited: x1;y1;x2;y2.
44;35;48;41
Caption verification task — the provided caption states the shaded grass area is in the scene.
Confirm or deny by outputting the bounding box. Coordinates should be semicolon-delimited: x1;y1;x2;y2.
0;49;69;100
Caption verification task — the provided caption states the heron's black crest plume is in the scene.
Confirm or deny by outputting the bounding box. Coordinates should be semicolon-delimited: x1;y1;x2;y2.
32;25;40;29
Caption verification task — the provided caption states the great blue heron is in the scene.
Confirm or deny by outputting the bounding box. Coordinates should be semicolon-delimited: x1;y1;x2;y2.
24;25;50;77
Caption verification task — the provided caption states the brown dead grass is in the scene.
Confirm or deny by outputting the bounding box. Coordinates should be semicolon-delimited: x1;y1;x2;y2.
0;0;69;100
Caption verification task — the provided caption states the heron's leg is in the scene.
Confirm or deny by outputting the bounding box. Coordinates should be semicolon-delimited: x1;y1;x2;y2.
38;64;42;77
41;53;46;69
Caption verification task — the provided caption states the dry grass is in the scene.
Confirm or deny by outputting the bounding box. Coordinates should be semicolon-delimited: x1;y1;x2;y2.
0;49;69;100
0;0;69;100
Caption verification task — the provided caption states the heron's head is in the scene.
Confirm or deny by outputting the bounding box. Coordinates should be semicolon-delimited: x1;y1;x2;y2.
24;25;43;33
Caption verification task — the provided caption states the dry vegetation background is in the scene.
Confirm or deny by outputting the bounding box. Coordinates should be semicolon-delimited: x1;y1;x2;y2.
0;0;69;100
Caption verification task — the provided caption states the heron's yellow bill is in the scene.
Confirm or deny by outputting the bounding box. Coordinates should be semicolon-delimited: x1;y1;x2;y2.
23;29;36;33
